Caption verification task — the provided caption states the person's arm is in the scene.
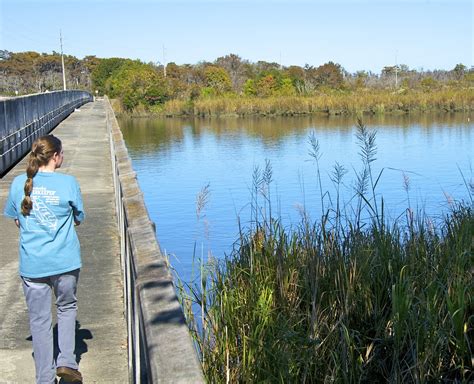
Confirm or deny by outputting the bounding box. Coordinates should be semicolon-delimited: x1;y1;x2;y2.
71;178;85;225
4;179;20;226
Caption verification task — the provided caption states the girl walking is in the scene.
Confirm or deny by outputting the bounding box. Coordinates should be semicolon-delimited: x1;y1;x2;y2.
4;135;84;383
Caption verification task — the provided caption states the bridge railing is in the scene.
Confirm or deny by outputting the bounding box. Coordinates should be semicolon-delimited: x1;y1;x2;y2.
0;90;92;176
104;97;204;384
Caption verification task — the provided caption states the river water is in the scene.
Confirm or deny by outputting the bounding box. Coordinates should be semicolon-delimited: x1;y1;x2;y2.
119;113;473;282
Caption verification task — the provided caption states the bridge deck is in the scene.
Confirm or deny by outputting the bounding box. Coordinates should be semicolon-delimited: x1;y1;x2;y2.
0;100;128;383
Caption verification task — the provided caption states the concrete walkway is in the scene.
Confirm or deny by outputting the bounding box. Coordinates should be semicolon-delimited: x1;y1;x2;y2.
0;100;128;383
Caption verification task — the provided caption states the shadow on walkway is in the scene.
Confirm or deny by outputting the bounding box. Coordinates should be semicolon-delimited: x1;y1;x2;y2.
27;321;93;383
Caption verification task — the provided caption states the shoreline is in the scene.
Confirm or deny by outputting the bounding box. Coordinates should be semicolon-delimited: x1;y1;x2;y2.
111;89;474;118
115;107;473;119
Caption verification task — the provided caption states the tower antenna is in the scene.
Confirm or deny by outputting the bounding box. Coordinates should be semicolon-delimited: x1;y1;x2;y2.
395;50;398;88
162;45;167;77
60;30;67;90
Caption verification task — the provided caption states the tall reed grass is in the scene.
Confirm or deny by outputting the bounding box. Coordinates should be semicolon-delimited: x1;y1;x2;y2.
177;120;473;383
157;88;474;117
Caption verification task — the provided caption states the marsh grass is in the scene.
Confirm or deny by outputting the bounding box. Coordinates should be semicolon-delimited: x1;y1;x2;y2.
176;120;473;383
157;88;474;117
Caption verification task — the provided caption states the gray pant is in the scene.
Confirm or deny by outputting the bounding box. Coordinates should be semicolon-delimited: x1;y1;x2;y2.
22;270;80;384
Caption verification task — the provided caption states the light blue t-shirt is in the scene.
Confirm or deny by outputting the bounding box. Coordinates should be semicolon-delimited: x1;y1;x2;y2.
3;172;85;278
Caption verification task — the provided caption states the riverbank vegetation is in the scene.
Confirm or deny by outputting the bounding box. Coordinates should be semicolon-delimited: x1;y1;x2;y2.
177;121;473;382
159;88;472;117
1;50;473;116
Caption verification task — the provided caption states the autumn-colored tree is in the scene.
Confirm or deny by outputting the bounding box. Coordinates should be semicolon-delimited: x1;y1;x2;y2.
188;64;207;86
313;61;344;88
0;50;471;111
0;51;92;93
166;62;182;79
82;56;101;76
284;66;305;94
215;54;248;91
303;62;344;91
164;62;190;99
256;74;278;97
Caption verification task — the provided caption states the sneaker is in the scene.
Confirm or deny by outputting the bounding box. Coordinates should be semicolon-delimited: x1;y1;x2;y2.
56;366;83;383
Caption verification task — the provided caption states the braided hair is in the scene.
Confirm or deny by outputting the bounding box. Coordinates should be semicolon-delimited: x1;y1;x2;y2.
21;135;62;216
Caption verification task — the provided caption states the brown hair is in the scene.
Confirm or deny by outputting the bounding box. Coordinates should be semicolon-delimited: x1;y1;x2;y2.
21;135;62;216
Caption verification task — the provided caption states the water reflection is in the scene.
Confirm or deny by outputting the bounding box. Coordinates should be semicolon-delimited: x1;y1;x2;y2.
121;112;472;151
119;113;473;282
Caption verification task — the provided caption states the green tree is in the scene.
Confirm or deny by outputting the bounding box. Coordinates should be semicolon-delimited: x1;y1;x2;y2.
277;78;296;96
91;58;131;94
243;79;257;96
284;66;305;94
453;63;467;80
204;66;232;95
106;62;169;111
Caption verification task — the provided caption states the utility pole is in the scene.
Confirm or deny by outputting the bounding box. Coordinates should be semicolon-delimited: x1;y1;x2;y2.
395;51;398;88
162;45;166;78
60;30;67;90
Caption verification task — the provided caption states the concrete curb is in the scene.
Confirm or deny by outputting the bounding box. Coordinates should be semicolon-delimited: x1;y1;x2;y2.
104;97;204;383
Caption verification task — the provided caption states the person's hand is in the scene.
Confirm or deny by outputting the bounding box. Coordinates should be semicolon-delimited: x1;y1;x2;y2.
74;219;81;226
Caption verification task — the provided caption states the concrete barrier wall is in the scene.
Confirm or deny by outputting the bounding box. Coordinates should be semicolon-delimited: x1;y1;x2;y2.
0;90;92;176
104;97;204;384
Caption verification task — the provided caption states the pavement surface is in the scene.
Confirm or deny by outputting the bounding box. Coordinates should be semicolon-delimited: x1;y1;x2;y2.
0;100;128;383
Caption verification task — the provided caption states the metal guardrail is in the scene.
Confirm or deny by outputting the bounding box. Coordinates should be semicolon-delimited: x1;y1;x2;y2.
0;90;92;176
104;97;204;384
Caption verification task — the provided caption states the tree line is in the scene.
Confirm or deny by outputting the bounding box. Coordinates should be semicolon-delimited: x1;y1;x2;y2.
0;50;472;113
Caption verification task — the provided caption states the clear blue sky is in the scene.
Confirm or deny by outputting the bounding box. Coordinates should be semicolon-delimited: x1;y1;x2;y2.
0;0;472;73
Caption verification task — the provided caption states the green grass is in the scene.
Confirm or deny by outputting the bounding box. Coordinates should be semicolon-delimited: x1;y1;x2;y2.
176;120;473;383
